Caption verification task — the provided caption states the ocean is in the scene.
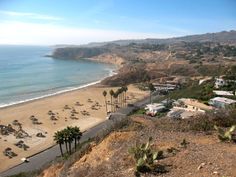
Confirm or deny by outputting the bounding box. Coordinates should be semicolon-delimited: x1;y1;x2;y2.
0;45;116;108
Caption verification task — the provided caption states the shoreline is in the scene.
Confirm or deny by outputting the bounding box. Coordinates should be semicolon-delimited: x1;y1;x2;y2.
0;68;118;110
0;81;148;172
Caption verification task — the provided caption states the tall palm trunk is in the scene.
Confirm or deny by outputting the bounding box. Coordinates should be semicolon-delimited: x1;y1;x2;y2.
59;143;63;156
110;96;113;112
74;138;77;151
65;141;68;153
105;97;107;113
69;141;72;154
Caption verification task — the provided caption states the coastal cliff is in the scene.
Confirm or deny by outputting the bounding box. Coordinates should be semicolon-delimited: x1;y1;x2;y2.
51;30;236;86
86;53;125;66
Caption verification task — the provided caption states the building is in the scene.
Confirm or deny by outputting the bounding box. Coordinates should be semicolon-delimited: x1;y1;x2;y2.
209;97;236;108
153;83;178;91
145;103;166;116
167;109;199;119
215;78;226;89
213;90;234;96
167;98;212;119
214;77;236;89
173;98;213;113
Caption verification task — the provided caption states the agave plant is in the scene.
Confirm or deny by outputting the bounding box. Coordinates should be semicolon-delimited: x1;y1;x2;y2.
214;125;236;142
128;137;163;173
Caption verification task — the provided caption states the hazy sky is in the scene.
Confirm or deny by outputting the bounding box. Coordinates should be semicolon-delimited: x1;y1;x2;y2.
0;0;235;45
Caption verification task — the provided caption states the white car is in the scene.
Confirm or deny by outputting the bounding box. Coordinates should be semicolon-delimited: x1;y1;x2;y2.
106;113;112;120
21;157;29;163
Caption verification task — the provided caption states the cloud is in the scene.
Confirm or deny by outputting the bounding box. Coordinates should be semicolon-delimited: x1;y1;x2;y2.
0;21;172;45
0;10;63;21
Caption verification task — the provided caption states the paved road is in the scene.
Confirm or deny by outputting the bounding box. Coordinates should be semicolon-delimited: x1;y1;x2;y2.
0;95;152;177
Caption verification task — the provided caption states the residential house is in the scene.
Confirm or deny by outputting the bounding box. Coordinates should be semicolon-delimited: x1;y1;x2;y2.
145;103;166;116
213;90;234;96
209;97;236;108
214;77;236;89
153;83;178;92
173;98;212;113
167;98;212;119
215;78;227;89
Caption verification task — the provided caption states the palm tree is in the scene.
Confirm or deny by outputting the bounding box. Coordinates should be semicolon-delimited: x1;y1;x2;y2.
121;86;125;107
148;83;156;103
113;92;119;111
123;86;128;106
73;126;82;150
120;88;124;107
102;90;108;114
62;129;69;154
66;127;74;154
53;131;64;156
116;88;122;108
109;90;114;112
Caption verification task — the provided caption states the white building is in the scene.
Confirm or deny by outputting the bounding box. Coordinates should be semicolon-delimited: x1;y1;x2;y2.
173;98;212;113
168;98;212;119
213;90;234;96
145;103;166;116
215;78;227;89
153;83;177;91
209;97;236;108
214;77;236;89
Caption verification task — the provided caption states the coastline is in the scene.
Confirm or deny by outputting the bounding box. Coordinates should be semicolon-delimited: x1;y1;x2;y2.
0;79;148;172
0;66;118;109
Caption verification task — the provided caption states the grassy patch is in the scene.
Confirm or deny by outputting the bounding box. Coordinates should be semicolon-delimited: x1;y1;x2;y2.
132;108;146;115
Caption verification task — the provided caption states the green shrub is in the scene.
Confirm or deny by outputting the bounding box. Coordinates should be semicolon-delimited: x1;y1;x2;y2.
128;137;163;174
214;125;236;142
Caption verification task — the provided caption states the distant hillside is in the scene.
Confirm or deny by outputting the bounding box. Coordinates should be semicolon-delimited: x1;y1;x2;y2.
51;30;236;86
78;30;236;47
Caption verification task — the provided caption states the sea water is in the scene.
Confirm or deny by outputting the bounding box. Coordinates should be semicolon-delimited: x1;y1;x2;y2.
0;45;116;108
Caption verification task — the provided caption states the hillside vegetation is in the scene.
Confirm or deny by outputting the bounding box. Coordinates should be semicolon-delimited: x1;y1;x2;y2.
51;31;236;86
36;112;236;177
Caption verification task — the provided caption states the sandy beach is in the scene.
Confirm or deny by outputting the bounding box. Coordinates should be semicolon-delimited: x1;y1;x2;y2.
0;84;148;172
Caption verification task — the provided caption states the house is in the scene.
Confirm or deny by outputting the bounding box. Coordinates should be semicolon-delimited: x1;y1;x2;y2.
213;90;234;96
167;98;212;119
215;78;227;89
153;83;178;91
145;103;166;116
214;77;236;89
209;97;236;108
173;98;212;113
167;109;199;119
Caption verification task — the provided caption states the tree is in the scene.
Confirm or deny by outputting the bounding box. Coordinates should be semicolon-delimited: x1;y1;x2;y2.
73;126;82;150
66;127;74;154
123;86;128;106
148;83;156;103
54;126;83;156
120;87;125;107
113;92;119;111
53;131;64;156
103;90;108;114
117;88;123;108
109;90;114;112
62;129;69;154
